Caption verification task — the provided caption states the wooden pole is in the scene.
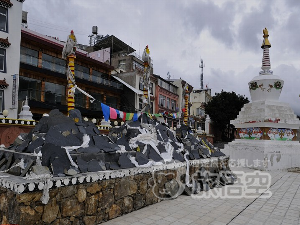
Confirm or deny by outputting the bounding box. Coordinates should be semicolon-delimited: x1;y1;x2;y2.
67;54;76;113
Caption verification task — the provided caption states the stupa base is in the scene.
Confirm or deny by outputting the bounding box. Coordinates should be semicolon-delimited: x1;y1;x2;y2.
222;139;300;170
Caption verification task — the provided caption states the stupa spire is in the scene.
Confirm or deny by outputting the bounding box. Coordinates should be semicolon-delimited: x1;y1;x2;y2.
260;28;272;75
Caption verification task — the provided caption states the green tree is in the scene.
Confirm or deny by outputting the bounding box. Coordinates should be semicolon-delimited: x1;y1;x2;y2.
204;91;249;141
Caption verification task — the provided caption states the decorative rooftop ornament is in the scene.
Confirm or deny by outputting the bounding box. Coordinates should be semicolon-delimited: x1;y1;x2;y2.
0;0;13;8
0;78;9;89
260;28;272;75
0;37;11;48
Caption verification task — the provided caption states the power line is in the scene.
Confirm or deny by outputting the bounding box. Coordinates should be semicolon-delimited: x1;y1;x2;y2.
27;22;88;36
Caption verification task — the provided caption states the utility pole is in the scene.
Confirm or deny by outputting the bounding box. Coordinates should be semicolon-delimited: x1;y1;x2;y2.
199;59;204;89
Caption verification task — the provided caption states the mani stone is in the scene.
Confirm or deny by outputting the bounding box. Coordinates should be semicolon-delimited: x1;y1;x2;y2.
77;157;88;173
172;151;185;162
26;137;44;153
148;146;163;162
118;154;135;169
69;109;83;123
135;152;149;166
87;160;105;172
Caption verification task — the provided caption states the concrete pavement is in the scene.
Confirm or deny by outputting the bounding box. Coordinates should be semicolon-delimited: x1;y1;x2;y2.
100;168;300;225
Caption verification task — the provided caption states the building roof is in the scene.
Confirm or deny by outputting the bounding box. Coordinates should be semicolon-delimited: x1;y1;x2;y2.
94;35;135;54
153;74;178;88
112;75;143;95
21;28;114;70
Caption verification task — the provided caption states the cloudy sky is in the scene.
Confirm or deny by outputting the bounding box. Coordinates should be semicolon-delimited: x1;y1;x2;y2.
23;0;300;115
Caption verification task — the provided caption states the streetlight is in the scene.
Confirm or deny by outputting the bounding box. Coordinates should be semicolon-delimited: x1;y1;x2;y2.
2;109;8;118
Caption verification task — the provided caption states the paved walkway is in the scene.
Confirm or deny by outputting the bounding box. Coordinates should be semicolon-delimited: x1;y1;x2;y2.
100;168;300;225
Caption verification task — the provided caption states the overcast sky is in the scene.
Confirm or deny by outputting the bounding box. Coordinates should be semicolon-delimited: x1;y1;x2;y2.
23;0;300;115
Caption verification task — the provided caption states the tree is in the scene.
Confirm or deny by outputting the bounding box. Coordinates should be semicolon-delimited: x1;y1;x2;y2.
204;91;249;142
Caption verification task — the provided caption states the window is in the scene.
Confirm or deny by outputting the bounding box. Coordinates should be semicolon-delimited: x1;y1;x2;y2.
91;70;102;83
75;64;89;80
196;108;205;117
139;98;143;110
149;82;153;94
75;89;86;108
0;48;5;72
0;7;7;32
119;60;126;70
89;93;102;110
159;94;165;107
18;77;41;101
171;99;176;110
20;47;38;66
150;101;153;114
0;90;3;113
139;77;144;90
166;83;170;91
42;53;66;74
159;79;163;87
166;97;170;109
106;96;117;108
44;82;66;105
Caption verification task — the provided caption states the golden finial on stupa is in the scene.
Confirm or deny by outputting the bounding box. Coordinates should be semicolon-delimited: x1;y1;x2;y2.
261;28;271;48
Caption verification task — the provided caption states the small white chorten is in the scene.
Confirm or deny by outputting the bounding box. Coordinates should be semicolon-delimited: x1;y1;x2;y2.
19;97;33;120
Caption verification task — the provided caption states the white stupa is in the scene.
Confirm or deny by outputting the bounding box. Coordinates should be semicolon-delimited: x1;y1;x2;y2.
223;28;300;170
19;96;33;120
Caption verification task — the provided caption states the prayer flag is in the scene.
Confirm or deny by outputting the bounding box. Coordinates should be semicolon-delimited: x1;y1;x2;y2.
101;103;110;121
110;107;117;119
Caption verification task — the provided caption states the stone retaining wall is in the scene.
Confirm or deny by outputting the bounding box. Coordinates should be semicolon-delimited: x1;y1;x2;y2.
0;158;228;225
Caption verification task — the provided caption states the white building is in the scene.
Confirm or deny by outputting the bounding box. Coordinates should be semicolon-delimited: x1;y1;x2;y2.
0;0;24;119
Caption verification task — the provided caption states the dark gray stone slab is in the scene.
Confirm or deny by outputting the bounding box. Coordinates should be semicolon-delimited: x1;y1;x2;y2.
199;145;210;156
87;159;104;172
211;150;225;157
77;126;86;134
116;136;131;151
148;146;163;162
20;158;34;177
0;151;4;160
128;121;140;127
172;151;185;162
26;137;44;153
77;157;88;173
118;154;135;169
15;139;30;152
85;126;97;135
45;124;82;147
93;135;119;152
93;127;100;135
170;142;179;150
77;146;100;154
125;129;141;139
109;161;120;170
136;152;149;165
157;143;167;153
167;129;175;140
191;150;200;159
41;143;69;168
51;157;70;176
8;159;22;176
5;152;13;170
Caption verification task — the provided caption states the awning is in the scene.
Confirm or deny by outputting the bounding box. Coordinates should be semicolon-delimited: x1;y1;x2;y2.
112;75;143;95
